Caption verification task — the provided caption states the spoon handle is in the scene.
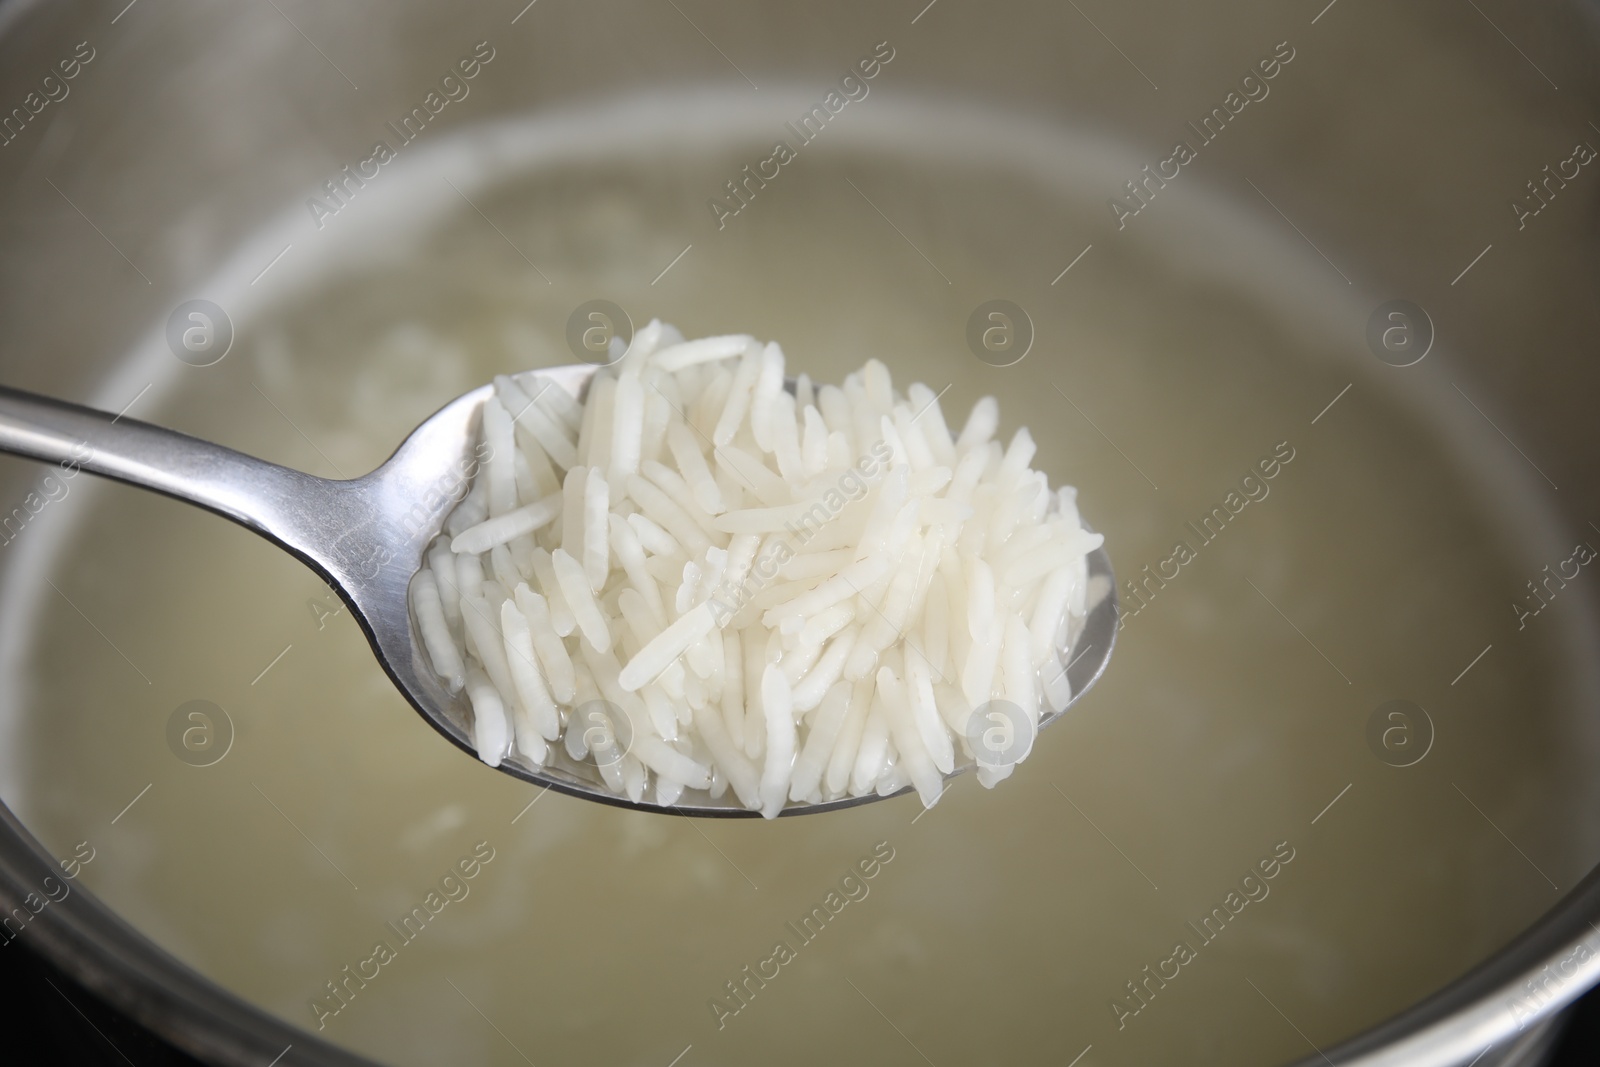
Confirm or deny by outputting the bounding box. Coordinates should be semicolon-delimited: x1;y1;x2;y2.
0;384;330;554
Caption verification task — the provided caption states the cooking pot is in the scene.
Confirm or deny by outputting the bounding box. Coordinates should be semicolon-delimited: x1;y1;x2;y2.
2;1;1600;1065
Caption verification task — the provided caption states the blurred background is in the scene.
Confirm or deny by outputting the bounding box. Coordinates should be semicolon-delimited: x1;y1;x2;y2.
2;1;1599;1066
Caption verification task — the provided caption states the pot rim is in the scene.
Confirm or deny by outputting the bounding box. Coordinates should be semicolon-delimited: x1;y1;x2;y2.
3;797;1598;1067
1;0;1597;1060
0;800;376;1066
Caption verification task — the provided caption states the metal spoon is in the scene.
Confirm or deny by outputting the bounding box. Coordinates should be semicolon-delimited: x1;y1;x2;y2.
0;366;1116;816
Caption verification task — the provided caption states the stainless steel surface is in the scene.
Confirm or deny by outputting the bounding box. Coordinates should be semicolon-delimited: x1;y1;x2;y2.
1;0;1598;1065
0;371;1118;817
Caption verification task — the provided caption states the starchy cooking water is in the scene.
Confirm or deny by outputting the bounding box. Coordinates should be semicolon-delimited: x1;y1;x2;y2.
2;97;1597;1066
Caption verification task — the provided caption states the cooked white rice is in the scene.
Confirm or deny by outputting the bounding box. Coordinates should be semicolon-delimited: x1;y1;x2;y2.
411;323;1101;816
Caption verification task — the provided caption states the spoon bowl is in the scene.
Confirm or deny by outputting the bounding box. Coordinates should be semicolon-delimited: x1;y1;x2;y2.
0;366;1115;815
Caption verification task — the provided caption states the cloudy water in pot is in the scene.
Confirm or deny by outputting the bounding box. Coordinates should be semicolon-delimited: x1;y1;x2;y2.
2;95;1597;1067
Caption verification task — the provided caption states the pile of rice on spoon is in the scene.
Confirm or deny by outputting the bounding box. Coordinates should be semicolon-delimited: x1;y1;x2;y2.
410;322;1103;816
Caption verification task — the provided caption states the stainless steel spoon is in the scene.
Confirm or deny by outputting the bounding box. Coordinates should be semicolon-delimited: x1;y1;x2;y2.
0;365;1116;816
